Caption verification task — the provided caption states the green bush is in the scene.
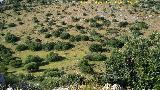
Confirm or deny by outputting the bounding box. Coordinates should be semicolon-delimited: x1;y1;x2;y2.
38;28;48;33
28;42;42;51
5;33;19;43
54;42;74;51
52;27;66;37
32;17;39;23
78;60;93;74
42;42;55;51
75;25;85;30
46;12;52;17
69;36;76;42
0;44;13;65
130;21;148;31
9;59;22;68
118;21;128;27
25;62;39;72
16;44;28;51
0;44;12;56
74;35;82;42
89;43;103;52
44;33;52;38
0;63;8;73
8;23;17;27
106;38;124;48
71;17;80;22
46;52;64;62
19;22;24;25
89;30;102;41
25;55;44;66
84;53;107;61
60;32;70;39
89;16;111;28
41;60;49;66
66;74;85;84
43;68;65;77
70;35;89;42
52;30;63;37
80;35;89;41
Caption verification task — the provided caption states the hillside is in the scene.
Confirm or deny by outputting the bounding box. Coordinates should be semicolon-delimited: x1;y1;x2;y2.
0;0;160;89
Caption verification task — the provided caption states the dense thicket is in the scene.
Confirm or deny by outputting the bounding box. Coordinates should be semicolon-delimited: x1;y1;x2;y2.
105;32;160;89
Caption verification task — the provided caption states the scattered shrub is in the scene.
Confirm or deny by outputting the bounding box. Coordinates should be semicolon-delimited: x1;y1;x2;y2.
106;38;124;48
130;21;148;31
118;21;128;27
71;17;80;22
89;44;103;52
19;22;24;25
46;52;64;62
9;59;22;68
28;42;42;51
16;44;28;51
81;35;89;41
60;32;70;39
69;35;89;42
32;17;39;23
5;33;19;43
44;33;52;38
25;62;39;72
43;42;55;51
52;30;63;37
69;36;76;42
8;23;17;27
84;53;107;61
75;25;85;30
25;55;44;66
78;60;93;74
41;61;49;66
44;68;65;77
0;22;7;29
89;16;111;28
54;42;74;51
74;35;82;42
46;12;52;17
38;28;48;33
